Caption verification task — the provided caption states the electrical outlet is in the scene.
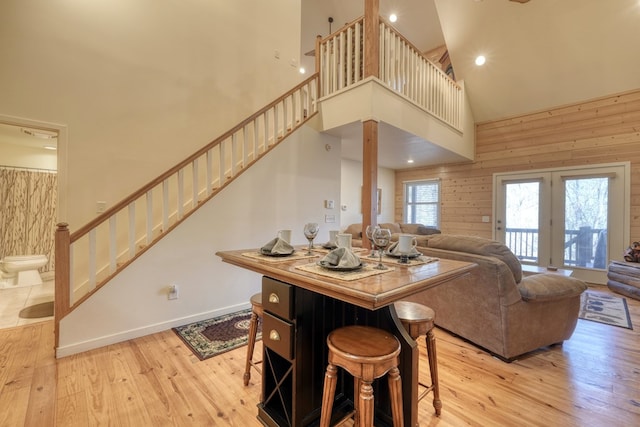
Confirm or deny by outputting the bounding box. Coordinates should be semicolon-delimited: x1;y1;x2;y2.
168;284;178;300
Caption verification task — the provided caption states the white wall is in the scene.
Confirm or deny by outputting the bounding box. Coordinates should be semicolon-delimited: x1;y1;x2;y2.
0;0;346;355
0;0;303;228
0;141;57;171
340;158;395;229
58;126;341;356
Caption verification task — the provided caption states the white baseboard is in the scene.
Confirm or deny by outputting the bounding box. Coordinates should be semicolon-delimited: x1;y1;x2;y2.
55;301;251;358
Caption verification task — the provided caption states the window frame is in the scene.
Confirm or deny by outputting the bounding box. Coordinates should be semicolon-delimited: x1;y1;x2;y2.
403;179;441;227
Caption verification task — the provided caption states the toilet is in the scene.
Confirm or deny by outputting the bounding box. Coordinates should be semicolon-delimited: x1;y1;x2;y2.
0;255;48;288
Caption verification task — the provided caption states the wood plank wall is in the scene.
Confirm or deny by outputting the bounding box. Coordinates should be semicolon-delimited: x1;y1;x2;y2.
394;89;640;240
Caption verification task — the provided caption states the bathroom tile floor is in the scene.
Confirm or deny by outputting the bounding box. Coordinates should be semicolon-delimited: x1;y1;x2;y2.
0;279;54;329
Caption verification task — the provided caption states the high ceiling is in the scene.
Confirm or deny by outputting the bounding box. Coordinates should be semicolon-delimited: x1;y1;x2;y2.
301;0;640;168
437;0;640;123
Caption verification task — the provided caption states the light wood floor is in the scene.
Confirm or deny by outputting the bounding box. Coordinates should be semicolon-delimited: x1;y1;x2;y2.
1;285;639;426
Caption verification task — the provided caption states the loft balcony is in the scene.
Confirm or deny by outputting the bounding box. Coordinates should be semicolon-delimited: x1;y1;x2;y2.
309;16;475;169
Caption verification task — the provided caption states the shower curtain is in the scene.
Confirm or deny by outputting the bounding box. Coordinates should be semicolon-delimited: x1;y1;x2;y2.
0;168;57;273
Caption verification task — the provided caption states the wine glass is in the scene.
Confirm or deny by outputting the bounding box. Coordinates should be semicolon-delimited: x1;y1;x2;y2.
303;223;319;255
372;228;392;270
365;225;379;258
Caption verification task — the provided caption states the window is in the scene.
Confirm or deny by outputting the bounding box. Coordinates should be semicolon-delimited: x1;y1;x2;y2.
404;179;440;227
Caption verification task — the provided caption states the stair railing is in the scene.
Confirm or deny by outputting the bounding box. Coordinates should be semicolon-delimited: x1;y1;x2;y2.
317;16;464;132
55;74;319;344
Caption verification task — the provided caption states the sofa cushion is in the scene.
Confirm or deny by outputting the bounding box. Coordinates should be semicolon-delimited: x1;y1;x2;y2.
426;234;523;283
518;274;587;302
417;225;441;235
380;222;402;234
399;223;441;235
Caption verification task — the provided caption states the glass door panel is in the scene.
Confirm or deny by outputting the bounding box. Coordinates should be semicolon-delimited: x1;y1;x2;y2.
563;177;609;269
496;164;628;284
504;181;541;263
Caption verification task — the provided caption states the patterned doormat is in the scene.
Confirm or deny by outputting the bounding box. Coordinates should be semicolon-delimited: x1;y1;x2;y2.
579;291;633;329
173;309;261;360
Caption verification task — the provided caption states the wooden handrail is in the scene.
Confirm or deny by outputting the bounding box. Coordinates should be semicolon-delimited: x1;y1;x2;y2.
71;74;319;242
317;15;459;89
316;14;463;131
318;16;366;46
56;74;319;344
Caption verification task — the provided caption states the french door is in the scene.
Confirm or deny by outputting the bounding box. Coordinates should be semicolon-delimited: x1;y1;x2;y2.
494;163;629;284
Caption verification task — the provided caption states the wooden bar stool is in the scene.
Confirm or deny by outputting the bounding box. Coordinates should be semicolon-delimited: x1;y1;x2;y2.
319;325;404;427
243;292;263;386
394;301;441;416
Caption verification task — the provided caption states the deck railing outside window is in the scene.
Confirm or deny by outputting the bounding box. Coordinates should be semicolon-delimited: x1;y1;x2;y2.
505;227;607;269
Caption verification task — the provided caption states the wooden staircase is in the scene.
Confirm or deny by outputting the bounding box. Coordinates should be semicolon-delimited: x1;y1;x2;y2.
53;12;465;353
54;75;319;346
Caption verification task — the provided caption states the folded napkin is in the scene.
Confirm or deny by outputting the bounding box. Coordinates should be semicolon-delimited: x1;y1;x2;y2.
322;241;338;249
261;237;294;255
387;241;420;256
321;247;361;268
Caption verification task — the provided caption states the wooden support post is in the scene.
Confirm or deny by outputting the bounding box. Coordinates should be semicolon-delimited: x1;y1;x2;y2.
55;222;71;349
364;0;380;79
362;0;380;250
362;119;379;249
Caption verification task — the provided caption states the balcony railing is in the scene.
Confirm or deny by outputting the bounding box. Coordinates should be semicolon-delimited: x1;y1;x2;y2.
316;16;464;132
505;226;607;269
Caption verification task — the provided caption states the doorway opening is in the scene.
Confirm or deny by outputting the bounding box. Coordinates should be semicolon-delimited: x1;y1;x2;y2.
494;163;630;284
0;117;65;328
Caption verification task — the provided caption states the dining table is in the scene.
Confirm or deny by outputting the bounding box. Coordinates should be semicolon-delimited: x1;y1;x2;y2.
216;246;475;427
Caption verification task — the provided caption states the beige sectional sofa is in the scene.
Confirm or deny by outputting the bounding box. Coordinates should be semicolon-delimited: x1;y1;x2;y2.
400;234;588;361
342;222;441;248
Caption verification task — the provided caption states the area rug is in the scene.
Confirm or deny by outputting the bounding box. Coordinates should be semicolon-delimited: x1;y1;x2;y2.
579;291;633;329
173;309;261;360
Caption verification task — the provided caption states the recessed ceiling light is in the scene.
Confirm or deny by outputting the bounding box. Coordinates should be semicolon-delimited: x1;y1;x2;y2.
407;159;414;164
299;67;306;74
43;145;57;151
475;55;486;66
389;14;397;23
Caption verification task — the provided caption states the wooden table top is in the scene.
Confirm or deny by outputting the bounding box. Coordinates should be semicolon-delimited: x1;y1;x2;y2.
216;248;476;310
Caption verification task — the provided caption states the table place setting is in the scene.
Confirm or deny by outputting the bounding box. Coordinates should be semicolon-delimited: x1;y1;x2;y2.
362;230;439;267
242;229;319;263
295;245;396;281
379;240;439;266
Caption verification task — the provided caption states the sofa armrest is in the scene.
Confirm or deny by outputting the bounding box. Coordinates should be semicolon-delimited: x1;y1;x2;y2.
517;274;587;302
